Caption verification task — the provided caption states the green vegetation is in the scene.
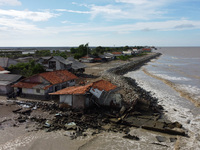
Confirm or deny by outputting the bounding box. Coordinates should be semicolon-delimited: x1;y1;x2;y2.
117;52;148;61
8;60;45;77
117;55;132;61
71;43;91;59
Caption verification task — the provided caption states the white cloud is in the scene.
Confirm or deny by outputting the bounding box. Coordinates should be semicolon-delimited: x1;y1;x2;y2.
56;9;90;14
0;9;59;21
41;19;200;34
0;0;21;6
88;0;170;20
0;18;39;31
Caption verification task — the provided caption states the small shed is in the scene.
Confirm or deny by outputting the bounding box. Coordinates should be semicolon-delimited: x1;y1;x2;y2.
0;74;22;94
50;84;92;109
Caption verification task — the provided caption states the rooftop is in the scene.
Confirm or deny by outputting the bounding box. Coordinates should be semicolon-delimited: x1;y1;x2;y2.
12;70;78;89
40;70;78;85
50;80;117;95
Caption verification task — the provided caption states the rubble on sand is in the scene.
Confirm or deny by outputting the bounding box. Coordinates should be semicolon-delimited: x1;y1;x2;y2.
7;100;187;140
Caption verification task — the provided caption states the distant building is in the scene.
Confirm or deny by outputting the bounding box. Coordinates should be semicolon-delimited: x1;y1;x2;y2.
142;48;152;52
22;51;35;55
66;57;87;74
38;56;72;72
0;66;10;74
79;55;95;63
111;52;123;57
122;50;133;56
0;57;18;69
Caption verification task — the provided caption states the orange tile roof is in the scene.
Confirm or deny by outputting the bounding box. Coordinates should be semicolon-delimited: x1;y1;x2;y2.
12;82;39;89
40;70;78;84
12;70;78;89
50;80;117;95
0;66;5;71
92;80;117;91
112;52;122;55
50;83;92;95
143;48;151;51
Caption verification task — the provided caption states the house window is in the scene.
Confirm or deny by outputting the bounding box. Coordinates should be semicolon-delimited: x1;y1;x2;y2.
49;61;56;69
36;89;40;93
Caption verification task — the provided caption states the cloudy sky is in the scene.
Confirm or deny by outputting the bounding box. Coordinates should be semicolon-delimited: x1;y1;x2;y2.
0;0;200;47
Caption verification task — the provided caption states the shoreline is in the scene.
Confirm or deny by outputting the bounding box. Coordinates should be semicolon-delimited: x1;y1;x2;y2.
101;52;162;108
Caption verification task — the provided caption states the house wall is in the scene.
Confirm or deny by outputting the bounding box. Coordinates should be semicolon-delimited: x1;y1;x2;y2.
0;85;13;94
60;63;71;70
22;88;45;95
98;92;122;107
60;95;87;109
48;58;61;70
90;88;103;98
60;95;72;105
72;95;85;109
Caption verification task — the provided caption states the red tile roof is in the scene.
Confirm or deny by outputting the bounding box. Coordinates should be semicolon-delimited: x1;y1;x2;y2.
92;80;117;92
112;52;122;55
12;82;39;89
12;70;78;89
0;66;5;71
50;80;117;95
50;83;92;95
143;48;151;51
40;70;78;84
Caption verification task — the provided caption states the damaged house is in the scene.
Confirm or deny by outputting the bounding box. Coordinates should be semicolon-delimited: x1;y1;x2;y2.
12;70;78;100
50;80;122;109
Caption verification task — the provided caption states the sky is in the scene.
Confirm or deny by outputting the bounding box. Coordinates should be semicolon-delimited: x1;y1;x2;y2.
0;0;200;47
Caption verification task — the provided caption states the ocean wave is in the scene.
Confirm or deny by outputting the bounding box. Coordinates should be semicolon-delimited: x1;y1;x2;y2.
142;68;200;107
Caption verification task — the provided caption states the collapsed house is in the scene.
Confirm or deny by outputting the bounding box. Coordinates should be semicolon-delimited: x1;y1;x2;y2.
50;80;122;109
12;70;78;100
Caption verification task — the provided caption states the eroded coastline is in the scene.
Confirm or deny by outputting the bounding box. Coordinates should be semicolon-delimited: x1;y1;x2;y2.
0;53;188;150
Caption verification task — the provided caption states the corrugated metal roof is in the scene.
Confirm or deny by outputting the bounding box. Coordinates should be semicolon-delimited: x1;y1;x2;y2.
71;61;87;70
0;57;18;68
0;74;22;82
52;56;72;65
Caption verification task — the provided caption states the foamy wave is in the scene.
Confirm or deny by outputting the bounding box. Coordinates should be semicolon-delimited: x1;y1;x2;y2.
176;84;200;101
150;72;191;81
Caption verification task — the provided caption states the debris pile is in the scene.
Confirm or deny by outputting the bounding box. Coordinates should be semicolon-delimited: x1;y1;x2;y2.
10;100;187;139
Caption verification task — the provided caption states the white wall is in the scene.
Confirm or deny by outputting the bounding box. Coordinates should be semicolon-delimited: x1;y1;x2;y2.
90;88;103;98
22;88;45;95
60;95;72;106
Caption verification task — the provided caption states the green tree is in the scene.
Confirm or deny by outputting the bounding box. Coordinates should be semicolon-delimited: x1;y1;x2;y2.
8;60;45;77
72;43;90;59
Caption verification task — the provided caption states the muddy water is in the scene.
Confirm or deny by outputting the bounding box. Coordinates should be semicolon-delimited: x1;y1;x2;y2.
125;47;200;149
